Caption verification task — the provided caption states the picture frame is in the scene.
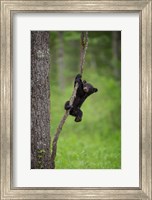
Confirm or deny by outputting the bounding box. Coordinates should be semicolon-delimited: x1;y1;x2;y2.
0;0;151;199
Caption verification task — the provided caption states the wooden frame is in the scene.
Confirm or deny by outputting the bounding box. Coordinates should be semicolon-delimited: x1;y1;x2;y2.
0;0;151;199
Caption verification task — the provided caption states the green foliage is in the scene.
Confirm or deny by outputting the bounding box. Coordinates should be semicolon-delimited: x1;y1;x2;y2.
50;31;121;169
56;131;120;169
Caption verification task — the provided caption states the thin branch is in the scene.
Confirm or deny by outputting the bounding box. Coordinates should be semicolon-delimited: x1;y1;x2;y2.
50;83;79;169
50;31;88;169
80;32;88;75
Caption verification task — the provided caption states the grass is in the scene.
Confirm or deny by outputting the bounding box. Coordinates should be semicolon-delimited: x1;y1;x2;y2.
56;130;121;169
50;68;121;169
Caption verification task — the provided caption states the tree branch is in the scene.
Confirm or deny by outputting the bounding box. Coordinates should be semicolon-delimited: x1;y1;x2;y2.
50;32;88;169
50;83;79;168
80;31;88;75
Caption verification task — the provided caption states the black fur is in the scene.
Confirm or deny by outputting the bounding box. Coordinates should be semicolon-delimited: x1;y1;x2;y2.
64;74;98;122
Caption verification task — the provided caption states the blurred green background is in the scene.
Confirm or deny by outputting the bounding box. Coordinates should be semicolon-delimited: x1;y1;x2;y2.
49;31;121;169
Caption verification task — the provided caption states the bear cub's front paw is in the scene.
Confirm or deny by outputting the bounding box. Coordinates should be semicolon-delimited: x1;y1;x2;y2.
64;101;72;110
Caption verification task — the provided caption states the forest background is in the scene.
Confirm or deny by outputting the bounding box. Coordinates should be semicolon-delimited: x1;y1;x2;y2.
50;31;121;169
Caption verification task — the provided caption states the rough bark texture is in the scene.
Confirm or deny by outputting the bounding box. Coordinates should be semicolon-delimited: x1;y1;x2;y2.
31;31;51;169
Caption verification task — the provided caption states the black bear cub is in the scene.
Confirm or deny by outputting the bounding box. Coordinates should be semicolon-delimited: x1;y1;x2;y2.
64;74;98;122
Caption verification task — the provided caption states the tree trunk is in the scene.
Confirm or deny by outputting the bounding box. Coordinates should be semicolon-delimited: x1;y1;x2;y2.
31;31;51;169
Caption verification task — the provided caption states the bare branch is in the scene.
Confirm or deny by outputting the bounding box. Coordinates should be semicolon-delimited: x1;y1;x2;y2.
50;31;88;169
50;83;79;168
80;31;88;75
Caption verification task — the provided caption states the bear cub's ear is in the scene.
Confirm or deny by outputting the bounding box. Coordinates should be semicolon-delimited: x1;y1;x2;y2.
94;88;98;92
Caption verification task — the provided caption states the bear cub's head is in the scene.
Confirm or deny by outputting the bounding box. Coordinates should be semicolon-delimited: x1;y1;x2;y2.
83;80;98;95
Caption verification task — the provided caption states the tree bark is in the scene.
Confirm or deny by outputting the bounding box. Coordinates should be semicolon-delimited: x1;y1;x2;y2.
31;31;51;169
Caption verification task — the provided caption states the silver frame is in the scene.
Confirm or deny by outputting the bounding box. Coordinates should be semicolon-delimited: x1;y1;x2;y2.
0;0;151;199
